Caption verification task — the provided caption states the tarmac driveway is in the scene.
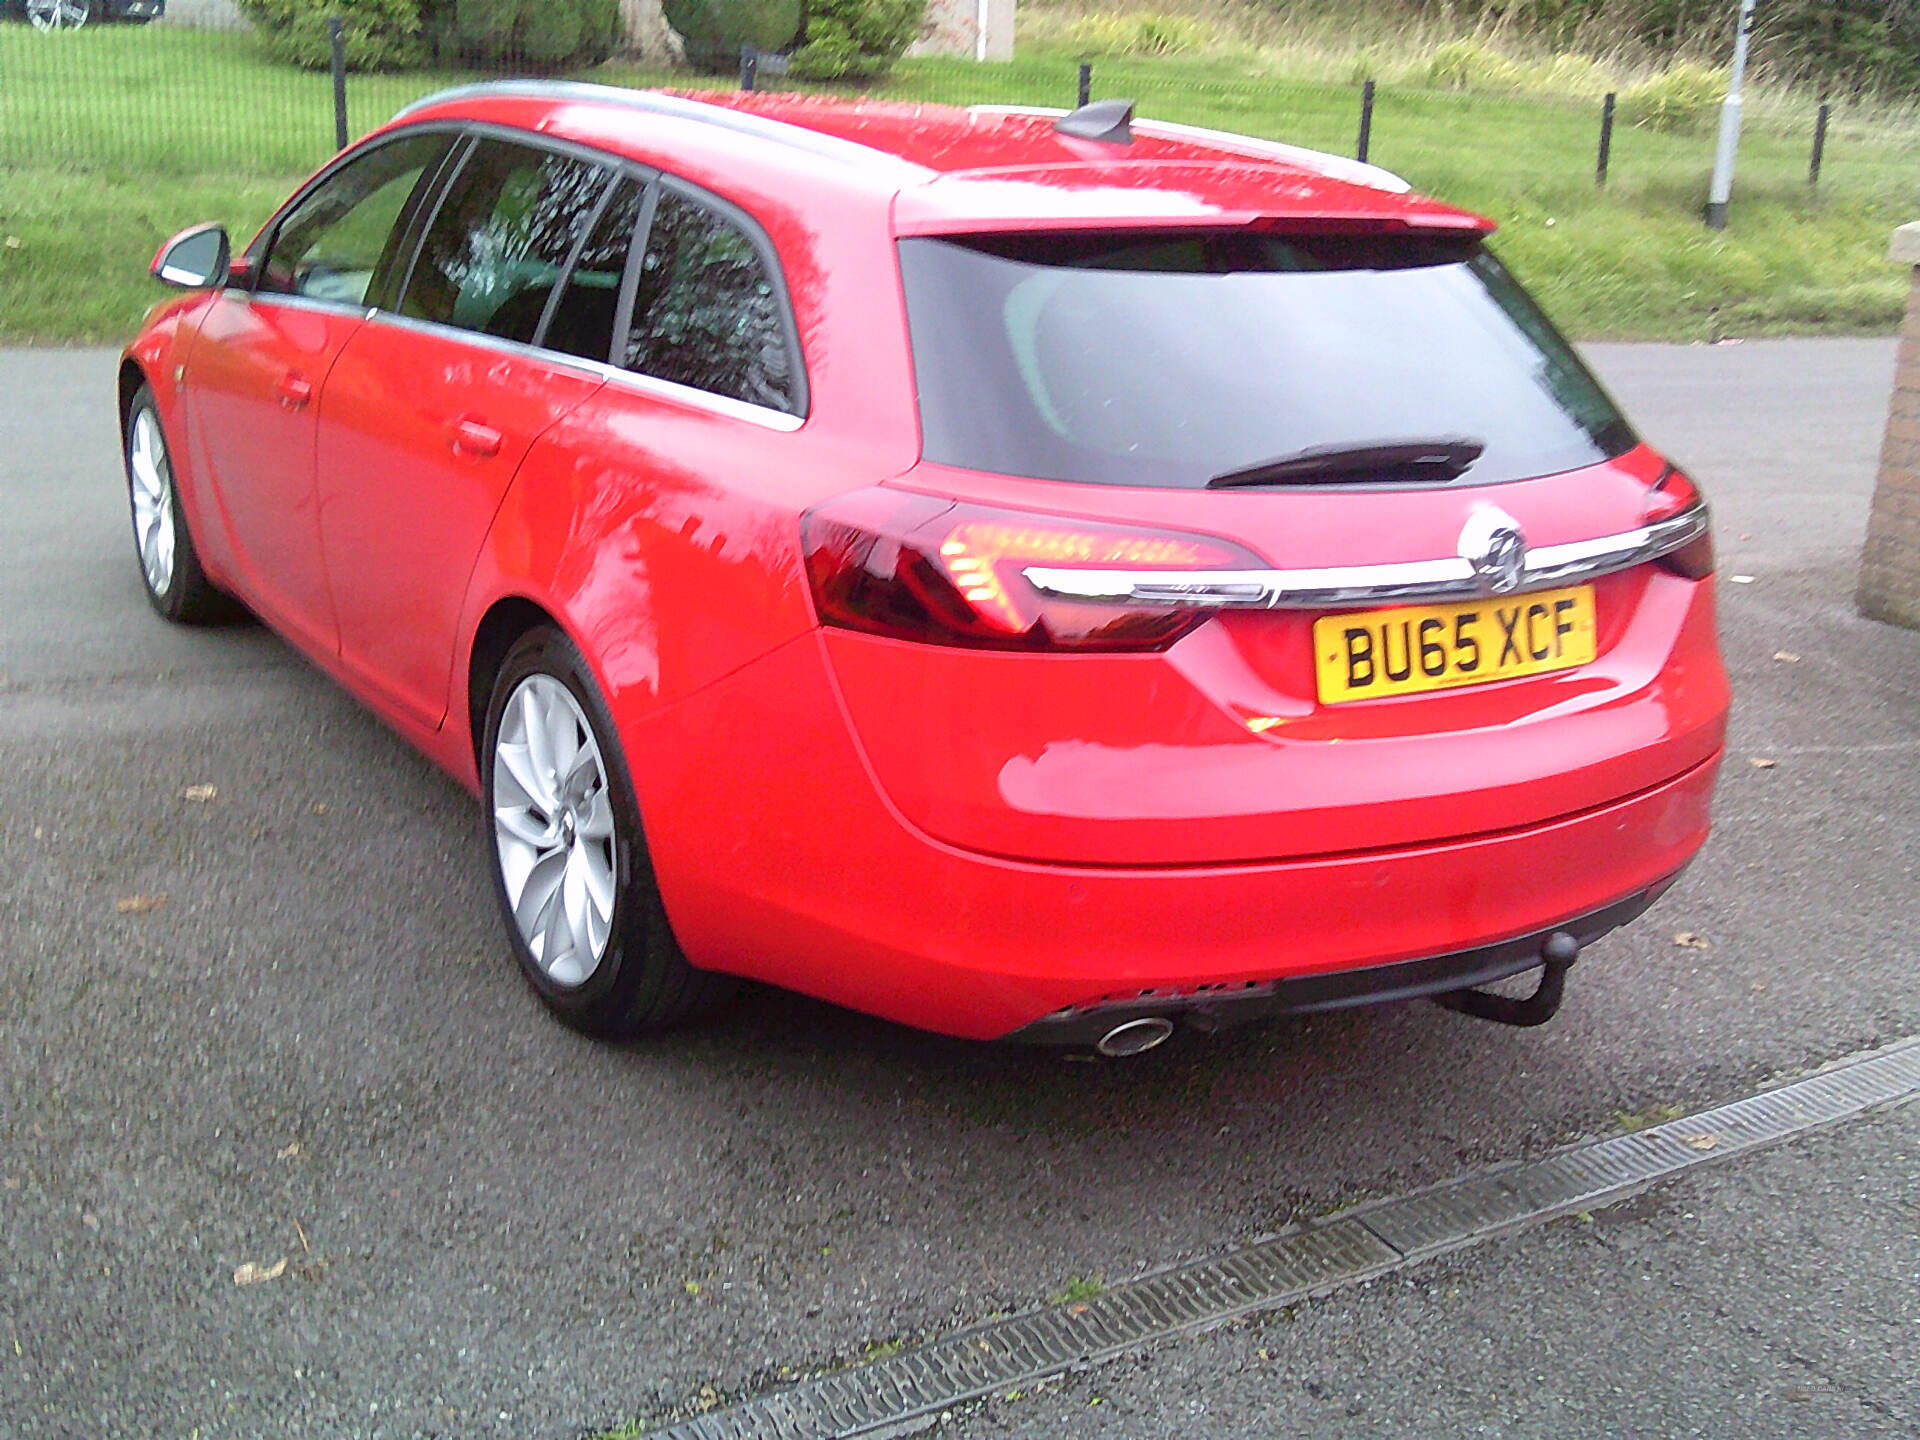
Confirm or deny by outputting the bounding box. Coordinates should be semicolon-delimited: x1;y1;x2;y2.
0;338;1915;1439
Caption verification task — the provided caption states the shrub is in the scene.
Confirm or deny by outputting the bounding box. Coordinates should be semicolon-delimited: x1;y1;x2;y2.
659;0;803;74
1067;12;1210;58
788;0;924;82
423;0;624;70
235;0;429;71
1618;62;1727;133
1521;52;1612;99
1419;39;1523;92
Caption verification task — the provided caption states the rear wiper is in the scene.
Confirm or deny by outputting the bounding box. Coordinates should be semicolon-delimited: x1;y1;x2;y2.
1206;436;1485;488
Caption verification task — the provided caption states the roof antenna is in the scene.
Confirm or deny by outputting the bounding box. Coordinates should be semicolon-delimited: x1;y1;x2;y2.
1055;98;1135;145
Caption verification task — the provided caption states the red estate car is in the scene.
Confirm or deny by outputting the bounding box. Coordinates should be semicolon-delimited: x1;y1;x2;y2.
123;84;1727;1054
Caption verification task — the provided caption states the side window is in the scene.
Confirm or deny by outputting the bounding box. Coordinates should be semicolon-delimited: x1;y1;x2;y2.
621;187;800;414
540;176;645;364
260;131;454;307
399;138;612;343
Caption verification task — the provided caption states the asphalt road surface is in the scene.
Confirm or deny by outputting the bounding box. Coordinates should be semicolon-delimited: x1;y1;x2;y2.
1;338;1916;1439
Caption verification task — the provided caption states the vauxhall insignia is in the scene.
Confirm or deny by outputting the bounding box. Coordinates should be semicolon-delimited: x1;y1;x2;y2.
1458;507;1529;595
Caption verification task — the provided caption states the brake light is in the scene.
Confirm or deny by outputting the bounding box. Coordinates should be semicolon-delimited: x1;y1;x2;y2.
801;488;1263;652
1645;466;1713;580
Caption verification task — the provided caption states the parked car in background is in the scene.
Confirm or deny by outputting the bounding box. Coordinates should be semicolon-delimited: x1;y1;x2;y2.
120;84;1728;1054
4;0;164;27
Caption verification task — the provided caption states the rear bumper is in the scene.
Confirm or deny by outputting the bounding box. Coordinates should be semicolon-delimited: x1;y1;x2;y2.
1005;877;1678;1046
631;633;1722;1043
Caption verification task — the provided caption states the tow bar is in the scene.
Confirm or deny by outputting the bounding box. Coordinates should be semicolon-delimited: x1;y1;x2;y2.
1432;931;1580;1027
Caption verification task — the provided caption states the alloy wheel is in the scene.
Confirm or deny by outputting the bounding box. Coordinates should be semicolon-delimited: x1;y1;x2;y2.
128;407;176;599
28;0;91;30
491;674;617;988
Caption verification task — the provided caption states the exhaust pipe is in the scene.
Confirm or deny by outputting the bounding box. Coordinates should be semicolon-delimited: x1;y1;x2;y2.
1095;1016;1175;1058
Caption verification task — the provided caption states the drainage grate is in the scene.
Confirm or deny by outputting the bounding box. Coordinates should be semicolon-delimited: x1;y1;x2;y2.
644;1038;1920;1440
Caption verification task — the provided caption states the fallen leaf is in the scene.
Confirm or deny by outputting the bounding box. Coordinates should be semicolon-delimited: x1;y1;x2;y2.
683;1280;700;1295
1772;651;1800;663
1678;1132;1719;1151
232;1257;288;1287
180;784;218;803
309;802;329;816
1672;932;1711;949
115;894;168;915
276;1141;303;1161
1750;757;1777;769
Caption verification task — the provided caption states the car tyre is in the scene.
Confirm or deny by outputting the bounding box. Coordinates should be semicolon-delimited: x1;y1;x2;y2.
483;627;736;1038
125;384;229;624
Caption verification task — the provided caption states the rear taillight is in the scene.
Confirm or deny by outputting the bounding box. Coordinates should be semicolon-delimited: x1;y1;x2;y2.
1645;465;1714;580
801;488;1264;652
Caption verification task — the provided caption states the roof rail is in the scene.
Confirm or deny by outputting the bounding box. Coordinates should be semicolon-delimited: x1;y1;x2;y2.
391;81;921;174
968;105;1411;194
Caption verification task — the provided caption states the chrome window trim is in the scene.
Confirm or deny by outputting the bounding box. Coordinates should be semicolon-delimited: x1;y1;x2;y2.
1022;504;1708;611
353;309;801;429
226;290;366;320
596;361;805;432
365;308;608;377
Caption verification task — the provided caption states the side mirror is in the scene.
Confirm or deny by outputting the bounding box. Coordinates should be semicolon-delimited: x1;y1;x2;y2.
150;224;230;290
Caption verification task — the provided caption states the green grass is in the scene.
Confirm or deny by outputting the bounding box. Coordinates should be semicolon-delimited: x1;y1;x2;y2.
1;26;1915;345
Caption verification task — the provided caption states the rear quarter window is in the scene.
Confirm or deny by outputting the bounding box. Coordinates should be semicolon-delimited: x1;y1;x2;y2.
618;185;804;416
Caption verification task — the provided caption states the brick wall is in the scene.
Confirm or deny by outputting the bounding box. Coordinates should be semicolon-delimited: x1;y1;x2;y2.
1858;223;1920;630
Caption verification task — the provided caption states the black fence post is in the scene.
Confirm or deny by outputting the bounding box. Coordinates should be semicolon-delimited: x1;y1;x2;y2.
1356;79;1375;164
1810;101;1830;185
329;16;349;151
1597;91;1615;187
740;45;759;92
1077;62;1092;109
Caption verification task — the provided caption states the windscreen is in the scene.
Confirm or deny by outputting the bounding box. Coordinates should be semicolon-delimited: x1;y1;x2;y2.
898;231;1634;489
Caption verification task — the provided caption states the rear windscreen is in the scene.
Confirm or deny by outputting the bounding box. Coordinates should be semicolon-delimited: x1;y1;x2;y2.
897;231;1635;489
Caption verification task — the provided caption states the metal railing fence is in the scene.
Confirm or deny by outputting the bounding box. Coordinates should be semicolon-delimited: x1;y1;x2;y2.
1;13;1915;242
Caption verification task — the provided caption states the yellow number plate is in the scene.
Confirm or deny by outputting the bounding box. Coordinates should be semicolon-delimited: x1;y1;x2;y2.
1313;585;1597;705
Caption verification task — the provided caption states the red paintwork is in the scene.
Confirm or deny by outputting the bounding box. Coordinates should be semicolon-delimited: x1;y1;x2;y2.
182;292;362;657
122;88;1729;1041
315;323;605;729
633;631;1719;1040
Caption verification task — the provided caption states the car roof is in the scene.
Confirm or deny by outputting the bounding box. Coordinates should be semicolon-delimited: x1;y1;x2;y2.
391;82;1493;237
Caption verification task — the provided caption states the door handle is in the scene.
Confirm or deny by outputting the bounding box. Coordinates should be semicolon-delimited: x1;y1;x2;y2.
274;371;313;410
449;418;502;458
